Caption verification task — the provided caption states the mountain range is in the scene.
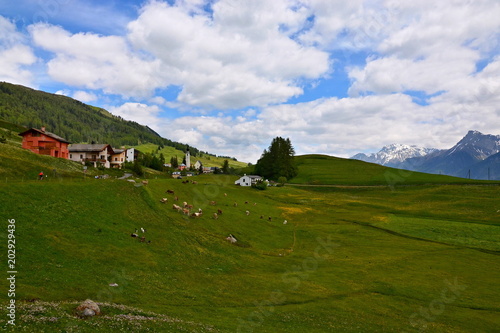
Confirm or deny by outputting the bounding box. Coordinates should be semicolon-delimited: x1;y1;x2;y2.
351;130;500;180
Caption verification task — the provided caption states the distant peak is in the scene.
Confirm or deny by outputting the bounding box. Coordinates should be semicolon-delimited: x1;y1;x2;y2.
466;130;482;136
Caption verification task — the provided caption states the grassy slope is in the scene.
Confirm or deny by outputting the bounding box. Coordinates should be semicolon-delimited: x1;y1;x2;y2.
0;143;86;180
0;173;498;332
289;154;496;185
134;143;248;169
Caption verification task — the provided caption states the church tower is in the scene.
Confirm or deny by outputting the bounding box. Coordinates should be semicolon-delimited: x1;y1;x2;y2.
186;148;191;169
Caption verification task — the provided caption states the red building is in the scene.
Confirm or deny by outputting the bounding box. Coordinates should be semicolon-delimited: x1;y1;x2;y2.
18;127;71;159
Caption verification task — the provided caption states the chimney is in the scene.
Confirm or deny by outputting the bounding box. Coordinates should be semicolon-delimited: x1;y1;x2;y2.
41;126;46;132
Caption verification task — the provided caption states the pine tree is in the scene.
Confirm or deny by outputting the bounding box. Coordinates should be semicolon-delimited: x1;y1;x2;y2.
255;137;297;180
222;159;230;174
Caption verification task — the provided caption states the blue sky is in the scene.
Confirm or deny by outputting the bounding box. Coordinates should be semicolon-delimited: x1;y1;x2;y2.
1;0;499;162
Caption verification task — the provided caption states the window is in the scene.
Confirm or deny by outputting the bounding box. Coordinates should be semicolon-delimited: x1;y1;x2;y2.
80;154;83;159
70;154;72;159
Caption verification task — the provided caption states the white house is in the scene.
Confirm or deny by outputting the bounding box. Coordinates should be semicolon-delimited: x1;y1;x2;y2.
126;148;136;162
69;144;114;168
194;160;202;169
235;174;263;186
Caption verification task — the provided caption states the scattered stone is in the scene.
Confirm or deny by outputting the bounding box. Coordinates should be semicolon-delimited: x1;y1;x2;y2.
76;299;100;318
109;283;119;287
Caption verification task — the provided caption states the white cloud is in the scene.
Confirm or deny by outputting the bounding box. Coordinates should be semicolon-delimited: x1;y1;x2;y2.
29;23;163;98
108;103;163;131
346;0;500;96
73;90;97;103
0;16;37;86
4;1;500;161
127;0;331;109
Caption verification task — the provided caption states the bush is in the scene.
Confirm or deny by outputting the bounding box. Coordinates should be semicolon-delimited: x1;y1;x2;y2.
252;180;268;190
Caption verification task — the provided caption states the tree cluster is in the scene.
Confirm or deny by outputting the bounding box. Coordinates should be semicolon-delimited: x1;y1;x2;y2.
0;82;202;154
255;137;298;181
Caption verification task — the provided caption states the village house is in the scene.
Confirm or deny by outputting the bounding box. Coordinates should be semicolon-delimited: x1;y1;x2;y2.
69;144;114;168
109;148;136;168
110;149;127;168
126;148;137;162
18;127;70;159
234;174;263;186
193;160;202;169
202;166;219;174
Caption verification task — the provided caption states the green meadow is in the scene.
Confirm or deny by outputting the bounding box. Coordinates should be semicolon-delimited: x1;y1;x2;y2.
0;151;499;332
133;143;248;169
290;154;492;185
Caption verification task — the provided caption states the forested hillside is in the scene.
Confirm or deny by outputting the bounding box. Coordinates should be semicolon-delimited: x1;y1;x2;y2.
0;82;199;155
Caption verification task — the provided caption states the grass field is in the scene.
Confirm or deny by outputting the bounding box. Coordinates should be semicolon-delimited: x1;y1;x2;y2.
289;154;494;185
0;170;499;332
133;143;248;169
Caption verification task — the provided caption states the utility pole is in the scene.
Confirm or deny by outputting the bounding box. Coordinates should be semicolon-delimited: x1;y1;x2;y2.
468;169;471;179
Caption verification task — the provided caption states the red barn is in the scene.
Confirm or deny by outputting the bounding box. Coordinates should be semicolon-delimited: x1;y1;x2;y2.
18;127;71;159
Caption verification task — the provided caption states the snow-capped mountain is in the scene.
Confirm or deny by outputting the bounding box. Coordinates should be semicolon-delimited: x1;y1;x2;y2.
445;130;500;160
351;130;500;180
351;144;438;166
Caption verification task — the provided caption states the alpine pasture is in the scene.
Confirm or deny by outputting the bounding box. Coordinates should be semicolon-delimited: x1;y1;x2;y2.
0;155;499;332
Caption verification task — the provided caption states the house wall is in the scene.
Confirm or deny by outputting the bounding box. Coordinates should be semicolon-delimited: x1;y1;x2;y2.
235;176;251;186
126;148;135;162
69;149;111;168
21;132;69;159
111;151;127;168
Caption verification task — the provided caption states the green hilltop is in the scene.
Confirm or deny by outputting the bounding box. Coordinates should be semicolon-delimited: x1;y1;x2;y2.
289;154;494;185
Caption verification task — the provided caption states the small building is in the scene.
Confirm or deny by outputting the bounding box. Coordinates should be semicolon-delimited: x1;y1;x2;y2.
126;148;137;162
110;148;135;168
18;127;70;159
172;171;181;179
69;144;114;168
110;149;126;168
178;163;187;171
193;160;202;170
235;174;263;186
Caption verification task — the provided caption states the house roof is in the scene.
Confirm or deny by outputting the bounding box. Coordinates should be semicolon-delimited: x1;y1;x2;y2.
18;128;71;144
69;144;113;153
245;175;262;179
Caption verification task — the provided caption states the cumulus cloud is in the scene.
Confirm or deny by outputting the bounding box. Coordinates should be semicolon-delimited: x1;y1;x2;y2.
29;23;162;98
108;103;163;131
127;0;331;109
5;1;500;161
0;16;37;86
347;0;500;97
73;90;97;103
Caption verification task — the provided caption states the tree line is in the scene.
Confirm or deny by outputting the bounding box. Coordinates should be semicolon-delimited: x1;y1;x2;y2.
0;82;201;156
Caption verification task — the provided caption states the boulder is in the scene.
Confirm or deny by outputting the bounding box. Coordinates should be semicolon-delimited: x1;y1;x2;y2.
76;299;100;318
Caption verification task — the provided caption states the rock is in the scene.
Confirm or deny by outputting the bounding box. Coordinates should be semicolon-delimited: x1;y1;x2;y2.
82;308;95;317
76;299;100;318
